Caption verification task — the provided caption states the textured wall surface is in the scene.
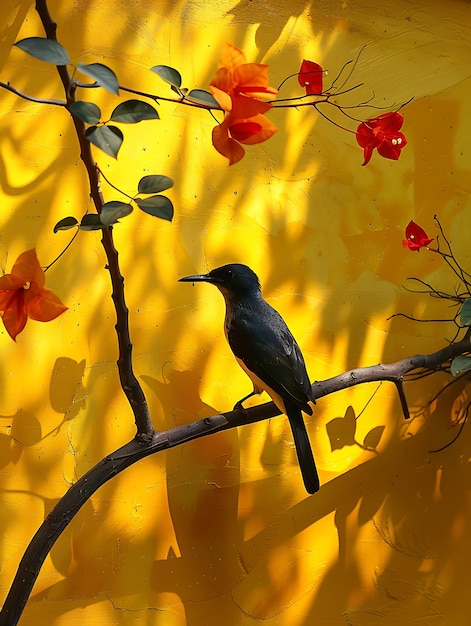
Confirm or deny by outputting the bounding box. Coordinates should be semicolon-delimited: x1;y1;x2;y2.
1;0;471;624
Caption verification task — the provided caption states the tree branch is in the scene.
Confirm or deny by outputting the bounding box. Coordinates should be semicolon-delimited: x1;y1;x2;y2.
0;414;228;625
1;340;470;624
34;0;153;437
0;81;66;106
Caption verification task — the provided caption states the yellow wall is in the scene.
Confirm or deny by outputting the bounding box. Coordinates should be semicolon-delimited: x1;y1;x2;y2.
1;0;471;623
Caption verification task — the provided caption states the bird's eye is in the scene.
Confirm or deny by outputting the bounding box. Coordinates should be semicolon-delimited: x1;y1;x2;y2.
226;269;233;278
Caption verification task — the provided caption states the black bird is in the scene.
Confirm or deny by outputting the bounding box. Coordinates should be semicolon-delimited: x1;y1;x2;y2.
179;263;319;494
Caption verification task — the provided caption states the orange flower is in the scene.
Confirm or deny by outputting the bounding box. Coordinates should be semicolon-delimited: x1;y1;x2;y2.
212;112;278;165
210;43;278;111
0;249;67;341
209;43;278;164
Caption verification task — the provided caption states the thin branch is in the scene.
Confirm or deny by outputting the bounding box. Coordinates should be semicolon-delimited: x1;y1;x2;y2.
118;83;223;111
0;80;67;106
312;101;356;134
270;85;365;109
327;46;365;93
388;313;456;323
403;277;464;302
311;341;471;399
404;366;449;381
432;216;471;287
96;164;134;201
30;73;222;112
43;228;79;271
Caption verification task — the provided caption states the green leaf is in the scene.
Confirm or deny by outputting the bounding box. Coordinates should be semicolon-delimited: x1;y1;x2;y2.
85;125;123;158
70;101;101;124
15;37;70;65
138;175;173;194
363;425;385;451
77;62;119;95
325;406;357;452
460;298;471;326
53;216;79;233
451;355;471;377
110;100;159;123
150;65;182;89
79;215;105;231
135;195;173;221
185;89;221;108
100;201;133;226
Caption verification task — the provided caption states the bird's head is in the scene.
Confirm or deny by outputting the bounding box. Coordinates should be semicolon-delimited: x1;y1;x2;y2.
179;263;261;298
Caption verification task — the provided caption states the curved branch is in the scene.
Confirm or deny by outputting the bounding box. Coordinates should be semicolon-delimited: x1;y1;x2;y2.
2;339;470;624
118;83;222;110
0;414;228;626
0;81;66;106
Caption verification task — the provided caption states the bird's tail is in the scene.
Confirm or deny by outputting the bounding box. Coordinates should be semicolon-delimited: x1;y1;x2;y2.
286;403;320;494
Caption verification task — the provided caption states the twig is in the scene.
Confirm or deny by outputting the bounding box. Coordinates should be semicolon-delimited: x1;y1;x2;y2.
96;164;134;201
0;81;66;106
328;46;365;93
43;228;79;271
118;83;222;110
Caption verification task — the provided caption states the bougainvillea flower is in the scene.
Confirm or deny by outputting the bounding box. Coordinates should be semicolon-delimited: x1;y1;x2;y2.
209;43;278;113
209;43;278;164
356;112;407;165
298;59;323;95
0;249;67;340
212;112;278;165
402;220;434;251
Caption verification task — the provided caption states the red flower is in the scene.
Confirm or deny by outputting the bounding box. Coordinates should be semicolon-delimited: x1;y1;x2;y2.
402;221;434;252
0;249;67;340
298;60;323;95
209;43;278;164
212;112;278;165
356;112;407;165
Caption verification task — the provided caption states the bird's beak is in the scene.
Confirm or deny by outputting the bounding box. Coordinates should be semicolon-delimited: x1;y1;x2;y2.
178;273;212;284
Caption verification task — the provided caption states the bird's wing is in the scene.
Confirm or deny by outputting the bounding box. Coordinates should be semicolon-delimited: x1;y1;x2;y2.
227;306;313;411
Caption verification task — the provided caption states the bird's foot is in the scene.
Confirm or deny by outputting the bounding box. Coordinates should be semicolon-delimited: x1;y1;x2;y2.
233;391;256;412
